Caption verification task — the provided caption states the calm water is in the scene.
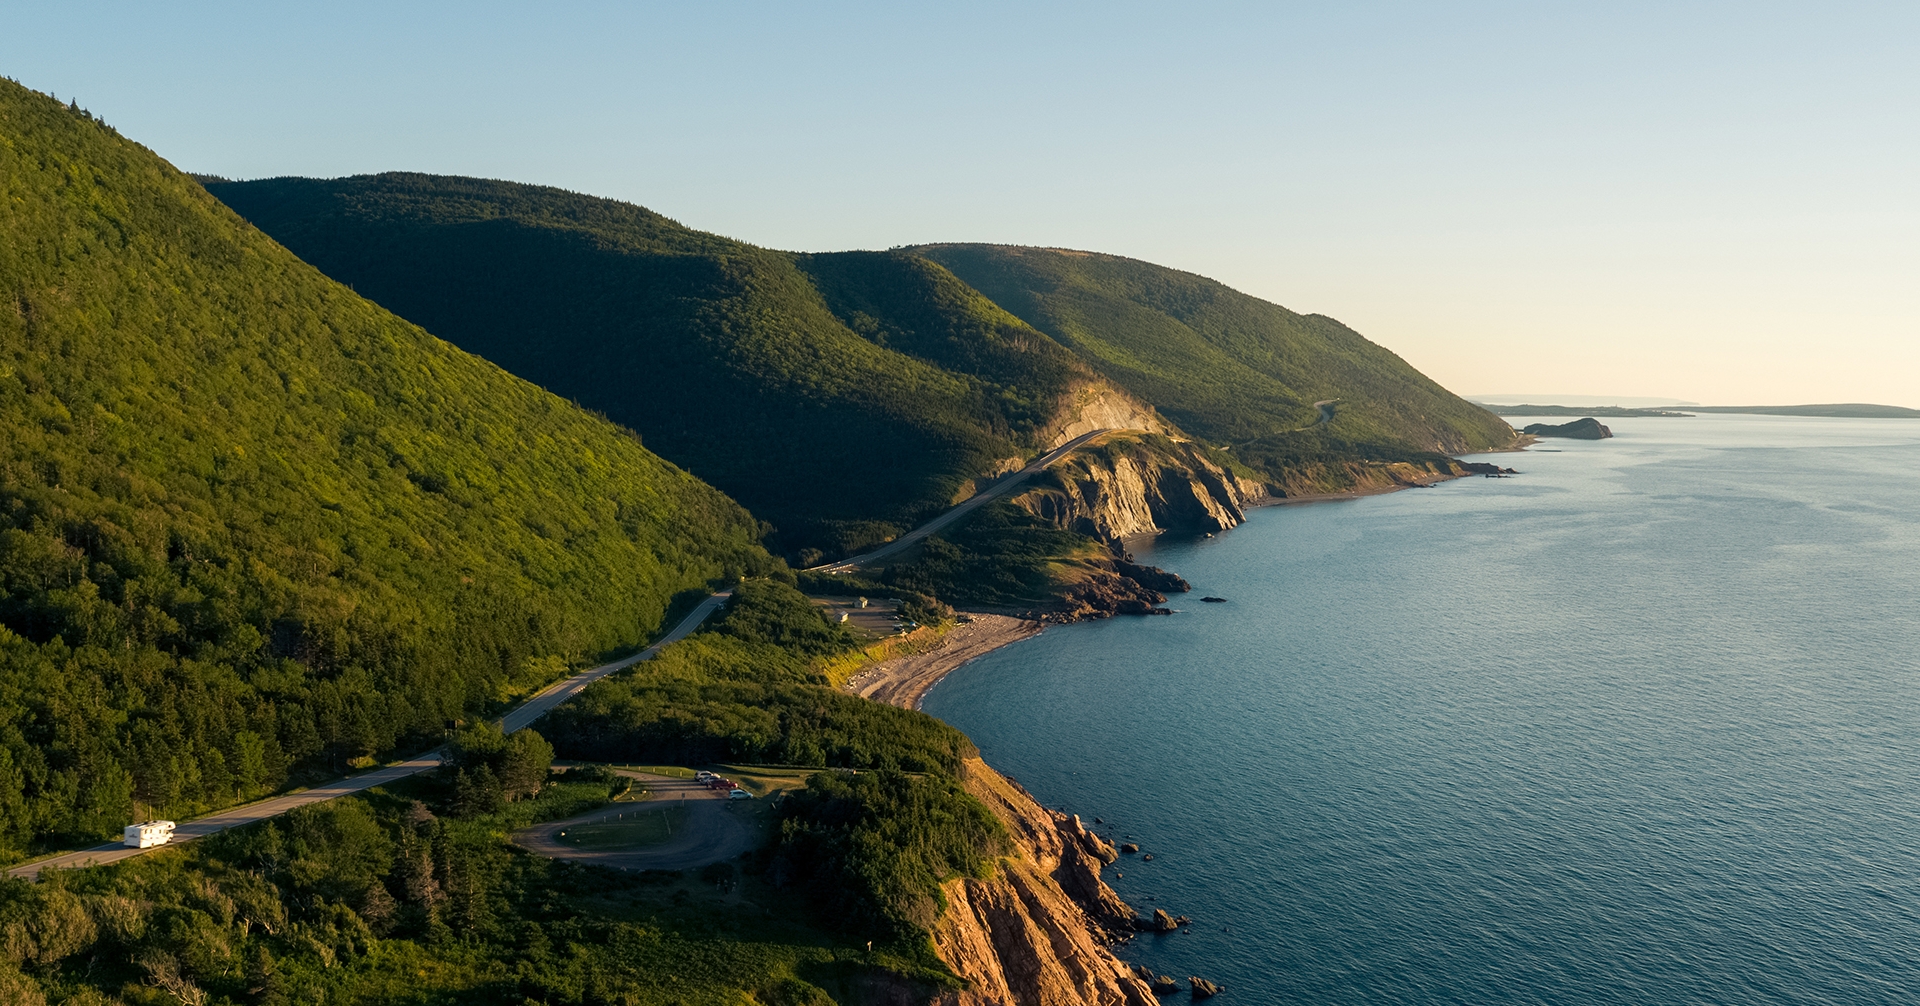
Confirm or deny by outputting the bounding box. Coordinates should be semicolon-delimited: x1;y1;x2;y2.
923;415;1920;1005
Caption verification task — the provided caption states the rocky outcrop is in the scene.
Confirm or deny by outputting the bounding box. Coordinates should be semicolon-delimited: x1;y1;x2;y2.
1035;558;1188;622
1013;434;1259;544
1261;457;1477;497
1189;976;1223;997
1522;417;1612;440
910;759;1159;1006
1041;381;1171;447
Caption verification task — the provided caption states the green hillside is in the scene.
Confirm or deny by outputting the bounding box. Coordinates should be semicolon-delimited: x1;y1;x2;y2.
206;180;1514;539
206;175;1099;557
912;243;1516;473
0;81;771;855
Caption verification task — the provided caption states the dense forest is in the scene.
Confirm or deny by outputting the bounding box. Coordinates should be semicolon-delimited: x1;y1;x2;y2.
0;80;773;858
203;175;1101;558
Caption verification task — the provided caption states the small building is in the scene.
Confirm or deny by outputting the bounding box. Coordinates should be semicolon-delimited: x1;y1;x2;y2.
123;820;176;849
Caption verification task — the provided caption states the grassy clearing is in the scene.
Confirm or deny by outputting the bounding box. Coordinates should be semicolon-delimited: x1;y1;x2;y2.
556;805;690;851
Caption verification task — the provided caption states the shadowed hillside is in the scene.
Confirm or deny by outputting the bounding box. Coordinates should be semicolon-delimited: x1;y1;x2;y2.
206;175;1115;557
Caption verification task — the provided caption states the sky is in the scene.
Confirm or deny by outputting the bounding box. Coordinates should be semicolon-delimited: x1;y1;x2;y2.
7;2;1917;406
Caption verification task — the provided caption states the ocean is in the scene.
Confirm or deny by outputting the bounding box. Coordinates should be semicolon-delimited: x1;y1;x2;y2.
921;415;1920;1004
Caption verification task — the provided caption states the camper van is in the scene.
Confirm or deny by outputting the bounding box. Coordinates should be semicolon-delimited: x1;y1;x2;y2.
123;820;176;849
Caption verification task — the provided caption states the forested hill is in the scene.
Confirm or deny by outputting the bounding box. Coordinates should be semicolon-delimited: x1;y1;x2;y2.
0;80;770;856
913;244;1516;472
206;174;1104;558
209;178;1516;557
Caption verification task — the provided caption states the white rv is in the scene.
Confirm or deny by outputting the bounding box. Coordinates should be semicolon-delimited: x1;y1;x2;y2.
123;820;176;849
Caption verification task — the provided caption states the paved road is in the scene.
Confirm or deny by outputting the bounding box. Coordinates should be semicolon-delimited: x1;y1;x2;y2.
7;591;734;880
512;770;754;872
811;428;1128;573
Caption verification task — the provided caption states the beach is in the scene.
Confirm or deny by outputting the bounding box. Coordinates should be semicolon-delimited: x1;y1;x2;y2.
846;613;1043;709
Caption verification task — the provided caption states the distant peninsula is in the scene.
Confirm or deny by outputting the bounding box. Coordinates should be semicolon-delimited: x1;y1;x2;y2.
1685;404;1920;419
1483;402;1919;420
1483;404;1692;418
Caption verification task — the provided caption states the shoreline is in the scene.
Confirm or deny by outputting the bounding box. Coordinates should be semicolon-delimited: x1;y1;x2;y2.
1246;449;1533;510
846;448;1535;711
846;613;1043;710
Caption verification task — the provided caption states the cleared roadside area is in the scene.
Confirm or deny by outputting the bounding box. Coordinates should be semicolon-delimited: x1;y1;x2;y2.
512;770;754;873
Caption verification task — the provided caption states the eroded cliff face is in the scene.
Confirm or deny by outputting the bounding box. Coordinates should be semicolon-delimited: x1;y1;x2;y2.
1041;382;1170;448
903;759;1156;1006
1015;434;1489;548
1011;435;1263;544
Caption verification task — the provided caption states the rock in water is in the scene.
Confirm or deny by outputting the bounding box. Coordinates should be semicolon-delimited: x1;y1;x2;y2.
1153;909;1179;932
1522;417;1613;439
1190;976;1223;997
1150;974;1179;995
1121;842;1140;854
1201;596;1227;603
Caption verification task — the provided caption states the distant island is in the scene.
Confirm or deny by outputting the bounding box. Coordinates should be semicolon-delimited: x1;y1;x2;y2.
1523;418;1614;440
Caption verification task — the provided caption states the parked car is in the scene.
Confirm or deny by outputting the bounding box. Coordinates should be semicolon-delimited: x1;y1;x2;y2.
727;789;754;800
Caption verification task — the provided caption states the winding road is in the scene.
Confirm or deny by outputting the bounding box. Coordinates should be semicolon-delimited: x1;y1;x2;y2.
811;428;1126;573
11;428;1135;881
7;592;734;880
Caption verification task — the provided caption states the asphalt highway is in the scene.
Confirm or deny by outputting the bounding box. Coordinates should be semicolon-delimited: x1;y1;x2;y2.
810;428;1126;574
8;591;734;880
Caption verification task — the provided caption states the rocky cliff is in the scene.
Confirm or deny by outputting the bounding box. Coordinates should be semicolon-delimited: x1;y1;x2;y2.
1011;434;1263;543
1040;382;1171;448
905;759;1157;1006
1013;433;1496;549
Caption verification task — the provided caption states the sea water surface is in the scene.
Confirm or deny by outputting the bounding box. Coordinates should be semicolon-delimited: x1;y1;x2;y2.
922;415;1920;1004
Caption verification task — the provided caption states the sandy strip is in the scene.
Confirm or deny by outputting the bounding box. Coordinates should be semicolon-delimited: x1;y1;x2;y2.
847;613;1043;710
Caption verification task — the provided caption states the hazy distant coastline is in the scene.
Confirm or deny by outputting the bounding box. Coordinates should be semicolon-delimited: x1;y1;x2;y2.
1478;402;1919;420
